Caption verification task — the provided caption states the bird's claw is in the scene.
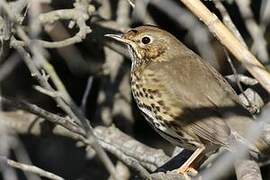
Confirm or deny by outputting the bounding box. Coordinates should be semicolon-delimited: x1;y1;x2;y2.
177;166;198;176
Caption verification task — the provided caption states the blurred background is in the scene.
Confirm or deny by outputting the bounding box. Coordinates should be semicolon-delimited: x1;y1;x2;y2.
0;0;270;179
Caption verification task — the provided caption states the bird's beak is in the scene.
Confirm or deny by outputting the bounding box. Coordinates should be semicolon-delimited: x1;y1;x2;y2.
105;33;142;59
104;33;130;44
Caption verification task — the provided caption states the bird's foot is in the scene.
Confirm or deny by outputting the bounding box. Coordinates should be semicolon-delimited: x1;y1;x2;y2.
171;166;198;180
177;166;198;176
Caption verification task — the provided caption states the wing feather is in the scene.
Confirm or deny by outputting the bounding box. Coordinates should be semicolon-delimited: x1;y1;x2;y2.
147;48;250;147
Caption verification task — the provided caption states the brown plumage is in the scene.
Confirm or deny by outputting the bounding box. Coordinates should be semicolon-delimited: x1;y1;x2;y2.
105;25;270;174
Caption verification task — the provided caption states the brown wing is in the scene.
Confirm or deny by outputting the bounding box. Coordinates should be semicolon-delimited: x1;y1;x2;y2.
147;45;251;147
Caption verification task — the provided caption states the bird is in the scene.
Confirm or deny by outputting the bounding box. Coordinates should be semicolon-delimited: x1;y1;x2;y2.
105;25;270;175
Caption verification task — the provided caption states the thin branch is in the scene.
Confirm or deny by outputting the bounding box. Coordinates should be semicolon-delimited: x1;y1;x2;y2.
98;139;151;179
212;0;263;114
0;96;85;136
0;0;118;178
0;110;159;179
38;3;94;48
224;50;255;111
127;0;135;7
179;0;270;94
40;4;96;75
10;136;42;180
213;0;247;48
0;156;64;180
13;42;118;179
95;126;169;171
80;76;93;114
0;97;164;179
96;0;131;125
235;0;269;63
151;0;218;68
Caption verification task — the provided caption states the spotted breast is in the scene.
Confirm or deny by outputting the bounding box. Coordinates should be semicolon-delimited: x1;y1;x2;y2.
130;67;202;150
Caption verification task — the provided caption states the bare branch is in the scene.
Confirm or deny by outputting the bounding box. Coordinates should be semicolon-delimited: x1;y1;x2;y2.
213;0;247;48
0;97;169;179
37;2;95;48
235;0;269;63
0;0;118;178
178;0;270;94
0;156;64;180
151;0;218;68
0;96;85;136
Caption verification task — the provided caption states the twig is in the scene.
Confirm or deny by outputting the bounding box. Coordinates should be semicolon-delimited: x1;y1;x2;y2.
0;106;165;179
96;0;131;125
213;0;247;48
0;0;118;178
0;156;64;180
0;96;85;136
95;126;169;171
39;25;117;180
41;5;95;75
224;50;255;111
11;41;78;124
212;0;263;114
34;86;62;98
151;0;218;68
0;96;167;178
81;76;93;114
127;0;135;7
98;139;151;179
235;0;269;64
0;160;18;180
37;1;95;48
16;28;73;102
14;42;118;179
179;0;270;94
10;136;42;180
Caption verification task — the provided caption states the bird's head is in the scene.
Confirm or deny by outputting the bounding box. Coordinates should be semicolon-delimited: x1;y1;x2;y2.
105;25;180;67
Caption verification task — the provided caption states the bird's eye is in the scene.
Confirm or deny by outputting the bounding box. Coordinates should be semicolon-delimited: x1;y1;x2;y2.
141;36;152;44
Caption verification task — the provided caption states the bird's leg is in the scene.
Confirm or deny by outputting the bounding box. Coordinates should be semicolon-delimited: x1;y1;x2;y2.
177;147;205;176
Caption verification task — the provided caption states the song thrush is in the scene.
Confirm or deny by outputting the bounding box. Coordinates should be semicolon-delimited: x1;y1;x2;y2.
105;25;270;174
